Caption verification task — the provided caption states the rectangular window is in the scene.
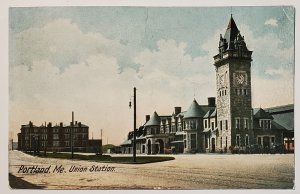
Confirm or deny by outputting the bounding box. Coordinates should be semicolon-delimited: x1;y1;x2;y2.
219;91;222;96
271;137;275;144
220;120;223;130
268;120;271;129
212;122;214;130
240;89;243;95
244;89;247;95
235;118;240;129
225;120;228;130
259;120;263;128
53;134;59;140
191;134;197;149
224;90;227;95
244;118;248;129
258;137;262;145
245;135;249;146
236;135;240;147
204;120;207;128
53;141;59;147
220;137;222;149
65;141;70;146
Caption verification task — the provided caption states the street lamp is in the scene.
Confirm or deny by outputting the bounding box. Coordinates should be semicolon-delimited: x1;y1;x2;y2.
129;87;137;162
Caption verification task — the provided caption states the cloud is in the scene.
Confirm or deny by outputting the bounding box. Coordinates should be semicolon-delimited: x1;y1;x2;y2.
264;18;278;27
9;17;294;144
9;19;125;71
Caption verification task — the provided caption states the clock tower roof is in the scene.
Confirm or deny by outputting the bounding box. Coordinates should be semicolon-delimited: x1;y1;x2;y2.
224;15;239;50
218;15;249;52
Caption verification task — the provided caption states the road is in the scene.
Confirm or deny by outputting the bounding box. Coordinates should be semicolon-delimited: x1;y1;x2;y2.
9;150;294;189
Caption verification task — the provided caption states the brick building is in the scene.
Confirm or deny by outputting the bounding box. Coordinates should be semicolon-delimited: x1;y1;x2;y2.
120;15;294;154
17;121;102;153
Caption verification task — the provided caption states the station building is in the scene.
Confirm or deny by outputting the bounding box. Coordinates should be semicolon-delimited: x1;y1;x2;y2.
120;16;294;154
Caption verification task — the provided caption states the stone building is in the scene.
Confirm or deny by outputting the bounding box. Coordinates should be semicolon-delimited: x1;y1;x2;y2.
120;15;294;154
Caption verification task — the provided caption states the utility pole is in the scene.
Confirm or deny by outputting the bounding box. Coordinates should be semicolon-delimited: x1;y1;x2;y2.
133;87;137;162
100;129;103;155
44;121;47;156
71;111;74;159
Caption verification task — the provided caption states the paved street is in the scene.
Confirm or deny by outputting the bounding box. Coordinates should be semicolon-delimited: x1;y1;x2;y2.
9;150;294;189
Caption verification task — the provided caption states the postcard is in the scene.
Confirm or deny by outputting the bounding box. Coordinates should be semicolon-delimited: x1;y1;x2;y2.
6;3;295;191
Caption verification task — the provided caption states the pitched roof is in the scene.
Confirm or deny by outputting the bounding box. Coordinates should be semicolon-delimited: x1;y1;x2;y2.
265;104;294;114
224;15;239;50
265;104;294;131
184;99;206;119
253;108;273;119
203;108;216;118
144;111;161;126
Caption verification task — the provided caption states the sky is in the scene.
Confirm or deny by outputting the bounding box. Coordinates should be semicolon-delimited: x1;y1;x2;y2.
9;6;294;145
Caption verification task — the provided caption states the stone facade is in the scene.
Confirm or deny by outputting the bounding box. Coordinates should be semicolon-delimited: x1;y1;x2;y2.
120;15;293;154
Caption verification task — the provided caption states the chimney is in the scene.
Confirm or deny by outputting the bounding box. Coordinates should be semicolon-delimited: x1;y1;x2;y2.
78;122;81;127
174;107;181;115
60;122;63;127
208;97;216;107
48;122;52;127
146;115;150;122
75;121;78;125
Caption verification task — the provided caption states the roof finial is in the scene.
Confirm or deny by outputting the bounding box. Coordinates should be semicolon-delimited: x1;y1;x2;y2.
230;6;233;18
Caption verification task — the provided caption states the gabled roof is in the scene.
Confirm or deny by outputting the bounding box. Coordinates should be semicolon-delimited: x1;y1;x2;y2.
211;108;217;117
144;111;161;126
203;108;216;118
253;108;273;119
184;99;206;119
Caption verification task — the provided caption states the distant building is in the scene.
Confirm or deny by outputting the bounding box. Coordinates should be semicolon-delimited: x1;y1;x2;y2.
17;121;102;153
120;15;294;154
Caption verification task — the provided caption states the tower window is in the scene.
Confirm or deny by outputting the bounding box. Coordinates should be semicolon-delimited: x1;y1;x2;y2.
220;120;223;130
244;89;247;95
240;89;243;95
235;118;240;129
219;91;222;96
225;120;228;130
224;90;227;95
244;118;248;129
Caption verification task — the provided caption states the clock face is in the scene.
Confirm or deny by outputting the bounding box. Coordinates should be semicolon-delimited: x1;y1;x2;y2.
234;72;247;86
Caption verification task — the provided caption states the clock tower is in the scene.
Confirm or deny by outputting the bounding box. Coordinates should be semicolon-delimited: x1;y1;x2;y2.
213;15;253;151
